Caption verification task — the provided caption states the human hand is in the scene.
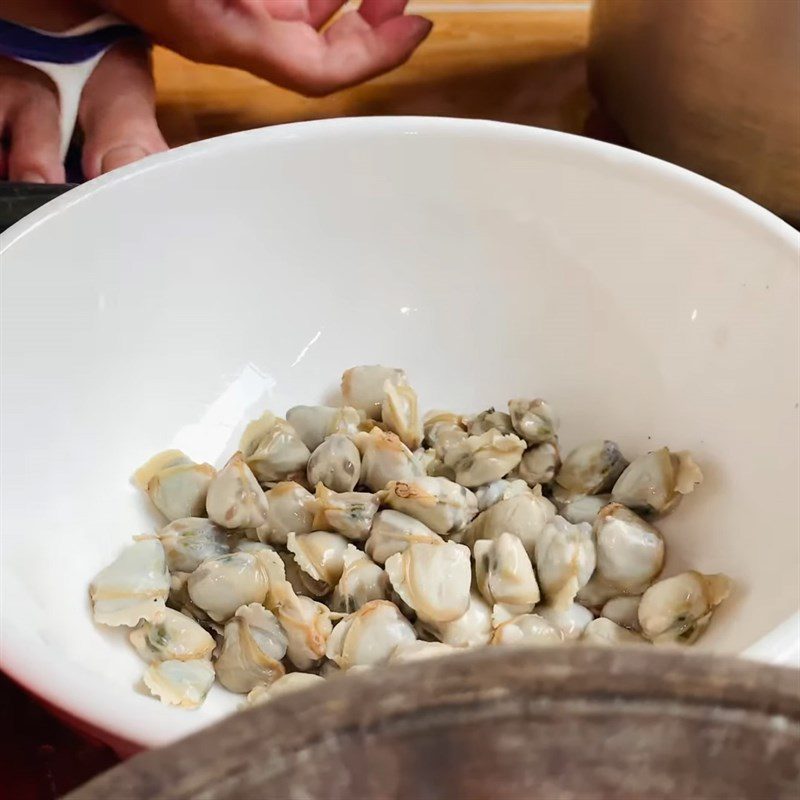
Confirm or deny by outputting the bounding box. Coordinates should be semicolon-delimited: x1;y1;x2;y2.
0;39;167;182
100;0;433;96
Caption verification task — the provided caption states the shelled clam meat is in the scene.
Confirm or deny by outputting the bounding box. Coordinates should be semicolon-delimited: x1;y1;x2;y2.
90;365;729;710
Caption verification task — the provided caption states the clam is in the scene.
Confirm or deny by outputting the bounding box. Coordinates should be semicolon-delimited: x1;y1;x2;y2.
414;447;435;471
341;365;407;421
416;591;493;647
575;574;620;610
187;552;269;623
611;447;703;516
156;517;230;574
132;449;190;489
325;600;416;670
582;617;645;646
473;532;540;611
389;640;457;663
508;398;558;445
534;516;596;610
536;602;594;640
422;410;467;440
491;613;563;646
257;548;290;602
312;484;380;541
206;452;270;530
380;477;478;536
279;599;333;671
258;481;315;546
286;405;362;452
474;479;531;512
385;541;472;624
130;607;215;663
240;411;311;485
214;603;287;693
556;440;628;495
638;571;731;645
331;545;390;613
422;410;467;449
513;441;561;487
234;539;275;557
142;658;215;709
307;434;361;493
365;509;444;565
90;539;170;627
467;408;515;436
166;571;209;624
381;380;423;450
246;673;326;707
443;430;526;487
266;578;332;670
355;428;424;491
601;595;641;631
490;602;520;628
279;550;327;598
463;487;555;557
134;449;216;522
286;530;350;590
427;455;457;480
593;503;665;593
552;487;610;526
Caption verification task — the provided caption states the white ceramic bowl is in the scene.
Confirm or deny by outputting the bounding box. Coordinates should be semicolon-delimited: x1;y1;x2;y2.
1;118;798;752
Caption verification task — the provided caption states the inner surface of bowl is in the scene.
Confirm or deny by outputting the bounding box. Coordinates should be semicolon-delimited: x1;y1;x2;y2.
1;118;798;749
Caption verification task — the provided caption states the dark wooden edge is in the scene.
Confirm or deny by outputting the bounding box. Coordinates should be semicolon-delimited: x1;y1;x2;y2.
66;647;800;800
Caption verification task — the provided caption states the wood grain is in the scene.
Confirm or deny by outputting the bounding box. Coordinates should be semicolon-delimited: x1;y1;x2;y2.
67;647;800;800
153;9;591;148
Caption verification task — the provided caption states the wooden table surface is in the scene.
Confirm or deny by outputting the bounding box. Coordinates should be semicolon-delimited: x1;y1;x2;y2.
153;1;593;147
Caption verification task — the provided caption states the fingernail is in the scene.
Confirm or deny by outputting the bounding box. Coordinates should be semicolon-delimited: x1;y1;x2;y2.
20;170;46;184
101;144;149;173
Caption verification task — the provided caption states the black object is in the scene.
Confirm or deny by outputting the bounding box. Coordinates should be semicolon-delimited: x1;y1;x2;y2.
0;182;76;234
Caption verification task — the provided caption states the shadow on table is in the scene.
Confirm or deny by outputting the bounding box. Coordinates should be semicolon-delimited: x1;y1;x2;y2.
357;53;589;131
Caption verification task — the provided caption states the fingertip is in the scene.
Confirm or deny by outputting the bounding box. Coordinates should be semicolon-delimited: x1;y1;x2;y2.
83;135;167;179
374;14;434;64
79;40;168;178
19;170;47;183
399;15;434;42
417;16;434;39
100;144;150;173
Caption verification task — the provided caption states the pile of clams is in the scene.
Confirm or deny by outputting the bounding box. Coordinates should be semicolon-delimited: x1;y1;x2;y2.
90;366;730;710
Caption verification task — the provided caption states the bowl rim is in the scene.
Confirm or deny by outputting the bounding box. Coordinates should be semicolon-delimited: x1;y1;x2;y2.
3;115;799;252
1;116;798;751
